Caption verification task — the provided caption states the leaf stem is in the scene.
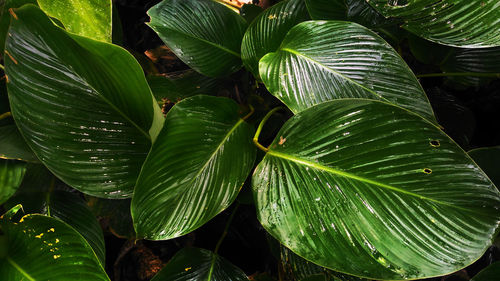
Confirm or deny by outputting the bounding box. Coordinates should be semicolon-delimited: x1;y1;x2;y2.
253;107;285;153
242;104;254;121
214;202;240;254
416;72;500;78
0;64;4;70
0;112;12;121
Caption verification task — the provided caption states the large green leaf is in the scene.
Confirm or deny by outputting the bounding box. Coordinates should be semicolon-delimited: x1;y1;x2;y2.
4;5;163;198
259;21;436;122
132;95;256;240
150;247;248;281
147;0;247;77
6;189;107;266
366;0;500;48
252;99;500;280
241;0;309;79
469;146;500;188
0;160;26;205
37;0;112;42
0;211;109;280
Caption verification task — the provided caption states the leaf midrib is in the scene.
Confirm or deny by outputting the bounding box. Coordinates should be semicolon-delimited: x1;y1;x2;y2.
7;257;35;281
151;23;241;58
266;149;472;212
280;47;388;102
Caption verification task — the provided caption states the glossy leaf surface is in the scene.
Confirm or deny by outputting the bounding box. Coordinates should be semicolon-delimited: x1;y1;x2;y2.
132;96;256;240
150;247;248;281
0;160;26;205
7;188;107;265
0;213;109;280
259;21;436;122
241;0;309;78
5;5;163;198
441;47;500;87
147;0;247;77
252;99;500;280
0;0;36;51
366;0;500;48
469;146;500;188
37;0;112;42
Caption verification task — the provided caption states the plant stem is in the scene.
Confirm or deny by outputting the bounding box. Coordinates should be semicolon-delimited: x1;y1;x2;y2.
253;106;285;153
0;112;12;120
416;72;500;78
214;202;240;254
242;104;255;120
0;64;4;70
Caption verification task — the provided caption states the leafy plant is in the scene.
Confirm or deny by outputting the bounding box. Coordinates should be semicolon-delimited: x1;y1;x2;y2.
1;0;499;280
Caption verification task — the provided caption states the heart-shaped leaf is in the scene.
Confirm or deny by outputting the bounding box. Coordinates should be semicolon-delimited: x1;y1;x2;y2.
252;99;500;280
147;0;247;77
0;160;26;205
0;211;109;280
150;247;248;281
37;0;112;42
4;5;163;198
366;0;500;48
259;21;436;123
132;95;256;240
241;0;309;79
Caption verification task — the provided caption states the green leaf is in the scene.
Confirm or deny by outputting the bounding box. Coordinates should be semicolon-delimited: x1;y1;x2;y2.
259;21;436;123
7;190;107;266
305;0;388;28
440;47;500;87
241;0;309;79
4;5;164;198
470;261;500;281
252;99;500;280
37;0;112;42
469;146;500;189
147;0;247;77
0;213;109;280
87;197;135;239
0;124;38;162
150;247;248;281
0;160;26;205
366;0;500;48
0;0;36;52
132;95;256;240
147;70;220;102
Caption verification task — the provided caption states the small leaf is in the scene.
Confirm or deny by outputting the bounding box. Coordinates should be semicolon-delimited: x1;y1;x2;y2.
0;160;26;205
147;0;247;77
259;20;436;123
150;247;248;281
5;5;163;198
132;95;256;240
253;99;500;280
0;214;109;280
241;0;309;78
366;0;500;48
37;0;112;42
